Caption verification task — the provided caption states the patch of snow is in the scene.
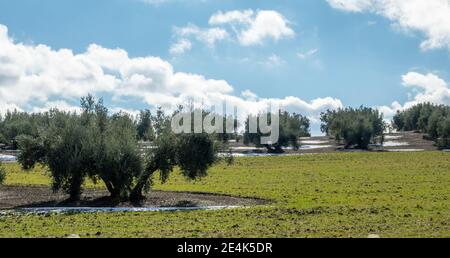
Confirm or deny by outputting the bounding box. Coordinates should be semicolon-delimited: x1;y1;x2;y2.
0;154;17;162
224;153;306;157
300;140;330;145
140;146;157;150
1;205;244;215
299;145;333;150
280;145;333;150
230;146;266;151
230;147;265;151
385;135;403;140
386;149;424;152
383;141;410;147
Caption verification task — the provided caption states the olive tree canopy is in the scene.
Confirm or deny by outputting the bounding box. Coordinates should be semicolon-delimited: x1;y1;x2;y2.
321;107;386;149
244;111;310;153
18;95;220;202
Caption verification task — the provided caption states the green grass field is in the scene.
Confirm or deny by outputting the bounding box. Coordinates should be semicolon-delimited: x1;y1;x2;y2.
1;152;449;238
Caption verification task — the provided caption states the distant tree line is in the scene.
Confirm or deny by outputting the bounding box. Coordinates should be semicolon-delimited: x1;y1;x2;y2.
5;101;450;155
0;107;239;149
0;111;44;149
393;103;450;149
320;106;386;149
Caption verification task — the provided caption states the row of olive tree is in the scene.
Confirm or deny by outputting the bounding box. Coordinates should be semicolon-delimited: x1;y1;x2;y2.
2;106;293;152
0;111;49;149
393;103;450;148
243;111;310;153
320;107;386;149
17;96;220;202
1;108;163;148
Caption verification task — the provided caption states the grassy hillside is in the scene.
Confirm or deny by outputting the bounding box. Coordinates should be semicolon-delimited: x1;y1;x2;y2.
1;152;449;237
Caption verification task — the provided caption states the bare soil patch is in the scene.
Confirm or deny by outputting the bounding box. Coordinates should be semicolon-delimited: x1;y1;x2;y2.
0;185;267;210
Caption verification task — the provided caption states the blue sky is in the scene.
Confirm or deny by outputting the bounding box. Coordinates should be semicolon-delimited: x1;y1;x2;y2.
1;0;450;134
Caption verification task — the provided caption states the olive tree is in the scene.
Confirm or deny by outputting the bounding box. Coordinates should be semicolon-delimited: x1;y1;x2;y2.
437;116;450;149
92;112;144;201
130;109;219;201
18;111;92;201
244;111;310;153
321;107;385;149
392;103;445;133
0;111;38;148
393;103;450;149
136;109;155;141
17;96;220;202
427;108;446;140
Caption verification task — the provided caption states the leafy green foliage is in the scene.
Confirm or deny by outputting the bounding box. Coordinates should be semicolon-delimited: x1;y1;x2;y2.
0;110;43;148
16;95;220;201
216;115;239;143
177;133;217;180
436;116;450;149
321;107;386;149
136;109;155;141
93;112;144;200
393;103;450;149
132;109;220;200
244;111;310;153
17;111;91;200
0;162;5;185
0;133;6;146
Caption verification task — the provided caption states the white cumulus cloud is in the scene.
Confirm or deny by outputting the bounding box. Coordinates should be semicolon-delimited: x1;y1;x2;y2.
0;23;342;129
378;72;450;119
173;24;229;48
327;0;450;51
169;39;192;55
170;9;295;54
209;9;255;25
210;9;295;46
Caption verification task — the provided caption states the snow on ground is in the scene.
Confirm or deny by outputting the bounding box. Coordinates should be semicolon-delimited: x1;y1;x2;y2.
386;149;425;152
300;140;330;145
383;141;410;147
1;206;243;215
299;145;333;150
0;154;17;162
385;135;403;140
